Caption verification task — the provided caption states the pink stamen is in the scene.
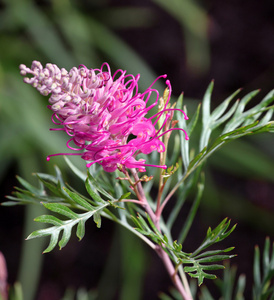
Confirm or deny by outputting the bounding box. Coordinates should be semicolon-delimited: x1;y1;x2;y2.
156;128;189;140
66;138;85;151
147;74;167;89
20;61;189;172
47;152;81;161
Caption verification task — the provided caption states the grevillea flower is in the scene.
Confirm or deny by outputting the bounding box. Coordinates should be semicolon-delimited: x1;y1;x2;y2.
20;61;188;172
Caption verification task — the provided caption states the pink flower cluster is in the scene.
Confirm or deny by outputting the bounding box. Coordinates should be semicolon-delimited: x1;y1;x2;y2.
20;61;188;172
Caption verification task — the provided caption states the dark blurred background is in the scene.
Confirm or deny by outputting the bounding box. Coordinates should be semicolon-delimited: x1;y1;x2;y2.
0;0;274;299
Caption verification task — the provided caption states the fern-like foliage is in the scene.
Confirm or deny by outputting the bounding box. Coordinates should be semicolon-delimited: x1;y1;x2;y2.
27;197;111;253
199;263;246;300
132;213;236;285
4;166;123;253
160;262;246;300
167;85;274;244
196;238;274;300
253;237;274;300
177;83;274;184
180;218;236;285
4;82;274;292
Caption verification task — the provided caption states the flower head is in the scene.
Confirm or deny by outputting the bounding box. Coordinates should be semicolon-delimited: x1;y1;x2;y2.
20;61;188;172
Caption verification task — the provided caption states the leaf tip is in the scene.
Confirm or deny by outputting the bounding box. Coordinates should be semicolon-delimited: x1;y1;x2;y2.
25;234;31;241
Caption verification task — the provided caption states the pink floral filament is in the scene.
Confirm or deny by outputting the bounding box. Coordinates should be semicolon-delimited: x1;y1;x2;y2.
20;61;189;172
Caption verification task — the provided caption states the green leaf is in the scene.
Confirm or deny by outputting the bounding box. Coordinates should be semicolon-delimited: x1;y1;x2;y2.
180;250;235;286
85;175;104;203
76;219;86;240
200;85;274;151
199;286;215;300
196;254;235;263
26;191;115;252
86;170;115;201
8;282;24;300
253;237;274;299
194;247;235;260
211;100;239;130
176;219;236;285
131;214;167;245
158;292;174;300
27;227;60;253
186;120;274;180
34;215;64;226
210;89;240;122
187;147;207;173
42;203;78;219
63;187;95;211
58;226;72;249
187;103;201;138
131;213;235;286
164;85;274;232
63;156;87;182
178;174;204;244
199;263;246;300
236;275;246;300
202;80;214;124
118;192;131;201
15;175;44;195
93;212;102;228
186;266;217;286
223;89;261;133
35;174;66;199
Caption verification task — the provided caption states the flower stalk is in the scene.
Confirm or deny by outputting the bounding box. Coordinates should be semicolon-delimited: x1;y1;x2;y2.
130;169;193;300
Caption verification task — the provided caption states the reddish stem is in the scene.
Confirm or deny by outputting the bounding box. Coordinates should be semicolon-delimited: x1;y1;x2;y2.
130;169;193;300
156;246;193;300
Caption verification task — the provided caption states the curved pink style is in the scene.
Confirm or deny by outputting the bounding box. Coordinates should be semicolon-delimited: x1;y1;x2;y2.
20;61;188;172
